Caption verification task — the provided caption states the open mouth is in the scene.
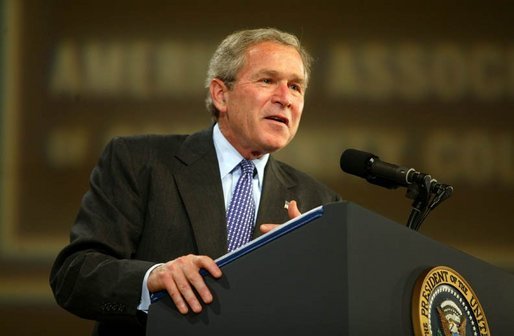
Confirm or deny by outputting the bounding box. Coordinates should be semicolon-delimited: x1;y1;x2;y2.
265;115;289;126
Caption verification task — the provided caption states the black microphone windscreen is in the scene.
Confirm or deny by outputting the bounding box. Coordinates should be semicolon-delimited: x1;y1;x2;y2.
340;149;376;178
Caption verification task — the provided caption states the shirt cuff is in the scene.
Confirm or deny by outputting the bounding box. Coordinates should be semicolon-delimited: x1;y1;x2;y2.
137;263;164;313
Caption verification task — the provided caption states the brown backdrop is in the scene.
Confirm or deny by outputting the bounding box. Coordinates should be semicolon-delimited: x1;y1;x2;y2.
1;0;513;334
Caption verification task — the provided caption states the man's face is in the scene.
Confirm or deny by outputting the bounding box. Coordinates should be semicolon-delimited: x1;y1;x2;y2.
216;41;306;159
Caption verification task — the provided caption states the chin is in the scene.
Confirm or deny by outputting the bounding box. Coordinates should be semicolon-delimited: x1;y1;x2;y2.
261;139;290;153
257;131;292;153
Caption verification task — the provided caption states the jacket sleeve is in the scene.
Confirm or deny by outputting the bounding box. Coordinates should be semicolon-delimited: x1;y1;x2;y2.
49;137;155;324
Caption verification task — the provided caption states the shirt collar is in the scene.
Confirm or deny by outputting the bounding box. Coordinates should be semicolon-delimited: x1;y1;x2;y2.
213;123;269;186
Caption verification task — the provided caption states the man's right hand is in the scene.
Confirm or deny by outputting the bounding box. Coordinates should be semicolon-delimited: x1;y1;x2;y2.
260;200;301;234
147;254;222;314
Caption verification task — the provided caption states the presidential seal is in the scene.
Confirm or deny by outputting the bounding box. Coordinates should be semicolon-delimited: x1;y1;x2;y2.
412;266;490;336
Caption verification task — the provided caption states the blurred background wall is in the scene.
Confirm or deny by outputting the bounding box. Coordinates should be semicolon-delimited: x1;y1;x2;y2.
1;0;513;334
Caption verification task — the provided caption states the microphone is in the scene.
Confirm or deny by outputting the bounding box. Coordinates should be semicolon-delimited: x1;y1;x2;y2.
340;148;454;230
340;148;425;189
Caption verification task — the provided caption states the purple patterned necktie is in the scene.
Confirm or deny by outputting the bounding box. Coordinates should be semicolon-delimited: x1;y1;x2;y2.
226;159;255;252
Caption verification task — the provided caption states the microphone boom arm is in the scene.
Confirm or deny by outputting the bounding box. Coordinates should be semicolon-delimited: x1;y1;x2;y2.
405;174;453;230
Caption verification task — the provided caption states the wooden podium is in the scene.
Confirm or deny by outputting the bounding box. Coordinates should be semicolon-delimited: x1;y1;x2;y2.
147;202;514;335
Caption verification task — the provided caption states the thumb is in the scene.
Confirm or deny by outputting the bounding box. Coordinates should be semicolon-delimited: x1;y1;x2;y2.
287;200;301;219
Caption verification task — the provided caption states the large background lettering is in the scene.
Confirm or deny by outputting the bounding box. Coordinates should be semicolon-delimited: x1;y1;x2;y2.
1;0;512;334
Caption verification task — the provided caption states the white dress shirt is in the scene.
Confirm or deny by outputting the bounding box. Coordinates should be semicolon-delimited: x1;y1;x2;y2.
212;123;269;218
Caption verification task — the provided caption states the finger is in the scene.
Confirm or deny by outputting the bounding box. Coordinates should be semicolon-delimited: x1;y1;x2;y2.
187;257;221;304
186;272;213;305
259;223;279;233
172;264;203;313
196;256;222;279
164;274;190;314
288;200;302;219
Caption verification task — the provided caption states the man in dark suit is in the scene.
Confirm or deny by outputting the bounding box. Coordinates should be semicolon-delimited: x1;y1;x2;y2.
50;28;341;335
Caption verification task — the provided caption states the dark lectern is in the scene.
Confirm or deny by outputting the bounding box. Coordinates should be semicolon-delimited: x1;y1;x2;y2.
147;202;514;335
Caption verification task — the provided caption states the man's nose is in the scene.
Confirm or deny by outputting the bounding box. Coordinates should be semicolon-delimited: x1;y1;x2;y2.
272;82;292;108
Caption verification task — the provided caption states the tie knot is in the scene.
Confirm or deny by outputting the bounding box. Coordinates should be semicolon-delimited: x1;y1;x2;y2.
239;159;254;176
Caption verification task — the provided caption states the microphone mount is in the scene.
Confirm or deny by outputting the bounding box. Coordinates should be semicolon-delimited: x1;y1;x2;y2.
404;172;453;230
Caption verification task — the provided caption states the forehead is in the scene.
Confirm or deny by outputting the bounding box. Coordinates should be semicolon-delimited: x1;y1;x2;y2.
238;41;305;80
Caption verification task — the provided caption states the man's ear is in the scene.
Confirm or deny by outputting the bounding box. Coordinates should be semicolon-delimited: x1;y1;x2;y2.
209;78;229;113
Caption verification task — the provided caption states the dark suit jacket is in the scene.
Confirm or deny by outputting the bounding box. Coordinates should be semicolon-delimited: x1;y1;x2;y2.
50;127;341;335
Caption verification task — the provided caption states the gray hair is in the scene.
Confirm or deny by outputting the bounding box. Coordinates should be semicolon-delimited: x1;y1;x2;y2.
205;28;313;120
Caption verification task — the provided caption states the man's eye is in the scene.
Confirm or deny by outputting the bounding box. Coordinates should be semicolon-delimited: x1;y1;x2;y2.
261;78;272;84
290;84;302;92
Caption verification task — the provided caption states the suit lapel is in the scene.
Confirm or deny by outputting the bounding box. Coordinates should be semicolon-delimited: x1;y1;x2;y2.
253;157;296;238
173;131;298;255
173;128;227;259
